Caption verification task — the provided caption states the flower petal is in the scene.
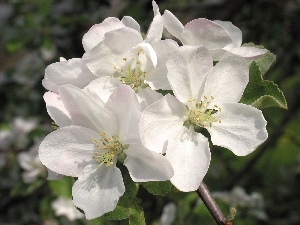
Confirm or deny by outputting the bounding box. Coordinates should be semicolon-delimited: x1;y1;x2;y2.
103;27;143;54
124;143;173;182
140;94;186;153
147;39;179;90
136;87;163;111
162;10;185;42
121;16;140;32
203;56;248;105
83;42;122;77
39;126;98;177
72;164;125;219
214;20;242;48
82;17;125;52
105;85;141;143
166;126;210;192
43;58;97;93
227;46;268;61
182;18;232;49
144;1;163;43
84;77;122;103
167;46;213;104
207;103;268;156
59;84;117;134
44;91;72;127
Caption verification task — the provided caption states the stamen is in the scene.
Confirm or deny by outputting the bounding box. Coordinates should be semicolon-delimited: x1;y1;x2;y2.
90;132;128;167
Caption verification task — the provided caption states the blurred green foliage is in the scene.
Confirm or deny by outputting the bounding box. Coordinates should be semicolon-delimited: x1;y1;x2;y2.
0;0;299;224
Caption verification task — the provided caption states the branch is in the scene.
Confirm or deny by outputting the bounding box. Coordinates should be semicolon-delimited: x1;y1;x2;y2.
196;182;227;225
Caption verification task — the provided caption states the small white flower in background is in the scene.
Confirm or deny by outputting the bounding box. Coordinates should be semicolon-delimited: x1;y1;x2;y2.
140;46;268;192
51;197;84;221
17;140;46;183
160;202;177;225
39;85;173;219
213;186;268;220
162;10;267;61
0;117;37;151
0;129;13;150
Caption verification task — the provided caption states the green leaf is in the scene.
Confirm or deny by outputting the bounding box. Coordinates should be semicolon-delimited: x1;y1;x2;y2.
49;176;73;198
142;181;172;196
240;62;287;109
129;205;146;225
242;43;276;75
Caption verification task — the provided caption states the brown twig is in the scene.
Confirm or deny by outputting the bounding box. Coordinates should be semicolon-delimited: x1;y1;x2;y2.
196;182;227;225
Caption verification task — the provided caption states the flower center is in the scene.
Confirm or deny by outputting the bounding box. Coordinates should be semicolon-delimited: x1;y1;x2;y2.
113;50;149;92
90;131;128;167
184;96;221;129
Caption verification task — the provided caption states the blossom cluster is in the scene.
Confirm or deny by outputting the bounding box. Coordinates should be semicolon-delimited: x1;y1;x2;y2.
39;1;268;219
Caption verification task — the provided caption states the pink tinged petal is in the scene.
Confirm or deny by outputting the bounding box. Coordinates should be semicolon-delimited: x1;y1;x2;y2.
182;18;232;50
227;47;268;61
147;39;179;90
82;17;125;52
59;85;117;134
207;103;268;156
203;56;248;105
140;94;186;153
103;27;143;54
124;143;174;182
47;169;64;180
167;46;213;104
84;77;122;103
214;20;242;49
72;164;125;219
105;85;141;143
121;16;140;32
43;58;97;93
44;92;72;127
39;126;98;177
145;2;163;43
166;126;210;192
136;87;163;111
162;10;185;42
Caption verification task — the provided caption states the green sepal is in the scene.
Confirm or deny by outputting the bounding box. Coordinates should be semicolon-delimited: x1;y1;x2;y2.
240;62;287;109
242;43;276;75
49;176;73;198
142;180;172;196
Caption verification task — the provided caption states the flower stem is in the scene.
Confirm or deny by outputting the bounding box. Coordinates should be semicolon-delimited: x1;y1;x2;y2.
196;182;227;225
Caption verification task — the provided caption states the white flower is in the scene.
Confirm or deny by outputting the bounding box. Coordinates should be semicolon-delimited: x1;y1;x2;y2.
17;140;46;183
81;1;179;109
213;186;268;220
140;46;268;192
43;1;178;110
51;197;84;221
39;85;173;219
162;10;267;61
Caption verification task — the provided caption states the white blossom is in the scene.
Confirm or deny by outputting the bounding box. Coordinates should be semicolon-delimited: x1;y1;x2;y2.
140;46;268;192
51;197;84;221
39;85;173;219
162;10;267;61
